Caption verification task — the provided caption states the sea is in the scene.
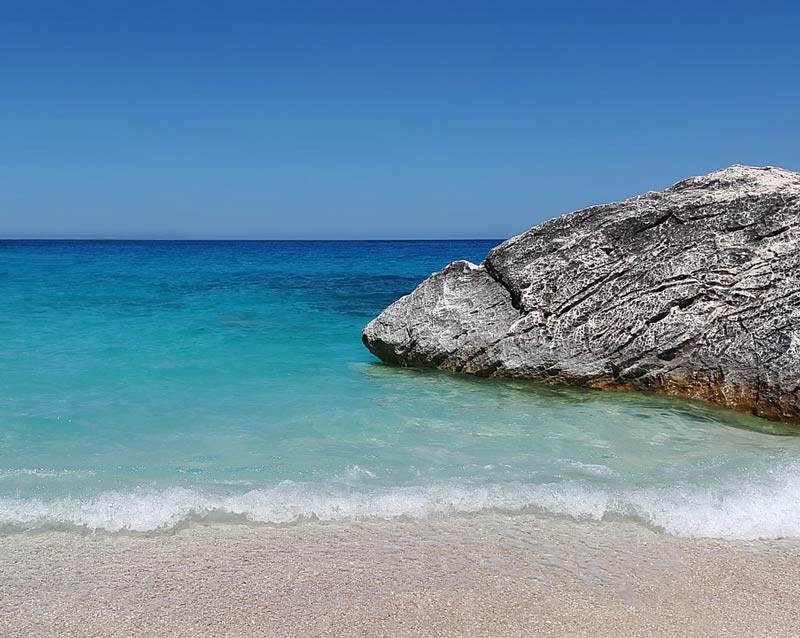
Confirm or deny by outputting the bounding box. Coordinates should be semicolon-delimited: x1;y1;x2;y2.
2;239;800;539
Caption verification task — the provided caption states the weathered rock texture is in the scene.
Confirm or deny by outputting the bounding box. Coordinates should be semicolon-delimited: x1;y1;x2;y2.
363;165;800;423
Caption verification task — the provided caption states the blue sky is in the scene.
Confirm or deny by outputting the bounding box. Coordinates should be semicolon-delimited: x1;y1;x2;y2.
1;1;798;239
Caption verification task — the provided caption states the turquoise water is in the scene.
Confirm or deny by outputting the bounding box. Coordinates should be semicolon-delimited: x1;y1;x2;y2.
2;240;800;538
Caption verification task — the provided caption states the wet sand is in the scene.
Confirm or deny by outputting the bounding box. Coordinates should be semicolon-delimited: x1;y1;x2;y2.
1;514;799;637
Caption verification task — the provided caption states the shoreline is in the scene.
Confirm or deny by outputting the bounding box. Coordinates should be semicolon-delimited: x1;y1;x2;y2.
3;514;799;637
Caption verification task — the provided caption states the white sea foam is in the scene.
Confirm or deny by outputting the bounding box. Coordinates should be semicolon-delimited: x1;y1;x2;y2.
0;468;95;480
2;466;800;539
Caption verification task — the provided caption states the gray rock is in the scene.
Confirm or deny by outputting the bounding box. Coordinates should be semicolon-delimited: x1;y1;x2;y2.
362;165;800;423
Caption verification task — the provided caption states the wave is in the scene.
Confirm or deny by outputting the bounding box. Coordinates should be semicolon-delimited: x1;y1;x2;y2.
2;466;800;539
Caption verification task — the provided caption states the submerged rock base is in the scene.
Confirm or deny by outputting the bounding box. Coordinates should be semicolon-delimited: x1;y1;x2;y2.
363;165;800;424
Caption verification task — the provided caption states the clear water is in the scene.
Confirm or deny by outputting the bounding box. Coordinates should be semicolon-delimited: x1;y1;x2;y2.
2;240;800;538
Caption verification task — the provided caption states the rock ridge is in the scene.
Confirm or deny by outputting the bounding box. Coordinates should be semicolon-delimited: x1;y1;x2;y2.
363;165;800;423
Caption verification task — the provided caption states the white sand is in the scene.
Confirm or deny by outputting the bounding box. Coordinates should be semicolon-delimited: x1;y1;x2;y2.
2;514;799;637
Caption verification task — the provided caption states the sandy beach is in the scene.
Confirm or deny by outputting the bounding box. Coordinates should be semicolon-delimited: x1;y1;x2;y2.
2;514;799;637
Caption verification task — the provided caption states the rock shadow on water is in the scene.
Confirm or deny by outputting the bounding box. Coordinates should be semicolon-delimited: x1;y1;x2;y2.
358;360;799;437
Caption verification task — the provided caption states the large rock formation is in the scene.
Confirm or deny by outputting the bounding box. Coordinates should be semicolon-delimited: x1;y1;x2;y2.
363;165;800;423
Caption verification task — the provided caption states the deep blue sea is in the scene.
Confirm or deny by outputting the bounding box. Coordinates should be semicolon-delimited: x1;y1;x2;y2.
2;240;800;538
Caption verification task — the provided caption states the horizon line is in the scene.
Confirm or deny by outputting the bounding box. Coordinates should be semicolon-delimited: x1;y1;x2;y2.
0;237;507;242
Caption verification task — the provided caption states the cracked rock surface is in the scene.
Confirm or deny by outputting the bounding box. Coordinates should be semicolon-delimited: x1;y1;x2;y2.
363;165;800;423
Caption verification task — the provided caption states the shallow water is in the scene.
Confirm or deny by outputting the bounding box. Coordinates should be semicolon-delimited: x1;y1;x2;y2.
2;240;800;538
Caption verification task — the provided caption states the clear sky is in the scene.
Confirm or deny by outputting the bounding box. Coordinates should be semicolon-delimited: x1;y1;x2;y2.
1;1;798;239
